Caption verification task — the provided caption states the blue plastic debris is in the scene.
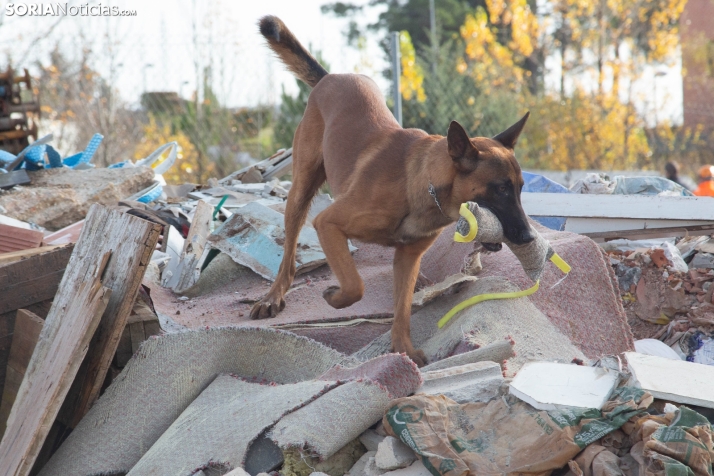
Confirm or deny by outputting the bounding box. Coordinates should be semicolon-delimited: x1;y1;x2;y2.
136;182;163;203
45;145;62;168
0;134;54;171
62;133;103;168
521;171;568;231
24;144;46;171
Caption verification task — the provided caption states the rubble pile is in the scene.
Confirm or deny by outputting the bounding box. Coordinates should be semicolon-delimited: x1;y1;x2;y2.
1;142;714;476
606;237;714;364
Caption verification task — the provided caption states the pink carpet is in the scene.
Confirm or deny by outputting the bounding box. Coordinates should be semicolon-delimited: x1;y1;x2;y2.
146;222;633;359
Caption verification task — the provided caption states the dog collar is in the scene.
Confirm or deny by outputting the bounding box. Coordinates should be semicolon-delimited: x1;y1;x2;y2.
428;182;448;218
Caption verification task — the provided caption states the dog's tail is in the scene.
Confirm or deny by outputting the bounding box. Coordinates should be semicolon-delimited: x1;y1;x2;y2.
259;16;328;88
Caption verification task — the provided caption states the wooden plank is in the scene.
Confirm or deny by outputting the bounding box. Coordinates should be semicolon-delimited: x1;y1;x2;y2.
0;245;67;266
58;205;161;428
0;244;74;314
172;199;213;292
0;302;52;405
0;224;43;253
522;193;714;221
0;310;44;436
0;251;112;476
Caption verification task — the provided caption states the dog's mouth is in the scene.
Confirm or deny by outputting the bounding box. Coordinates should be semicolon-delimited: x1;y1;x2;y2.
481;242;503;252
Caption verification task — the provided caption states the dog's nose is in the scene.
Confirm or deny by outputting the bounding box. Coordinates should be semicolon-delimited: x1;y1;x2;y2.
509;228;534;244
519;229;535;244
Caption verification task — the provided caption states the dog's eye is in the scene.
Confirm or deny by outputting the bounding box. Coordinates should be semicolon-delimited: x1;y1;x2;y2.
497;185;508;193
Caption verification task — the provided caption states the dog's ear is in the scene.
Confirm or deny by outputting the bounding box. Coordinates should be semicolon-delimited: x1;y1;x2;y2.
447;121;479;172
492;111;530;149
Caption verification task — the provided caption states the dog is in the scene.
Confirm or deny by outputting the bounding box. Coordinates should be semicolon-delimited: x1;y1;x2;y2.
251;15;535;366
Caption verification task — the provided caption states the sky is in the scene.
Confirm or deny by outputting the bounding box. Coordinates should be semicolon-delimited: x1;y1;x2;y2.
0;0;683;124
0;0;388;107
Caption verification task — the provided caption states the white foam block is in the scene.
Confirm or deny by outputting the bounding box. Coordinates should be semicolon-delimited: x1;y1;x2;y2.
509;361;618;410
626;352;714;409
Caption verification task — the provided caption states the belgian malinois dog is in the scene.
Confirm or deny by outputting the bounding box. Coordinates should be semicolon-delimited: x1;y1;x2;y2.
251;16;534;366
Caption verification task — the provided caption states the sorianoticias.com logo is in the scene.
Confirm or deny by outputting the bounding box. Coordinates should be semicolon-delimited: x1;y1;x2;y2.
5;3;138;16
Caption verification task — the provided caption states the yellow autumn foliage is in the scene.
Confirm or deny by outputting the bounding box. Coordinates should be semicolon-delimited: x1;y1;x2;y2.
453;0;689;171
399;31;426;102
133;116;207;184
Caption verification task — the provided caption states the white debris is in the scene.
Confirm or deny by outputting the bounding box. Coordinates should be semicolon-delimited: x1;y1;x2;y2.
375;436;417;471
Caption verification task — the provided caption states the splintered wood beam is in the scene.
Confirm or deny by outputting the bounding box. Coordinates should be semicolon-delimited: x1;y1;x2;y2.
0;309;45;437
0;251;112;476
58;205;161;429
0;244;74;314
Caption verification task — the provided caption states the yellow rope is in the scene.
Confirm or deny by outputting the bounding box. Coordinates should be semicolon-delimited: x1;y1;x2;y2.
438;280;540;328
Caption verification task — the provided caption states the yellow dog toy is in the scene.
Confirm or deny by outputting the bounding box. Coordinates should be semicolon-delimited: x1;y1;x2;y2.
438;202;570;328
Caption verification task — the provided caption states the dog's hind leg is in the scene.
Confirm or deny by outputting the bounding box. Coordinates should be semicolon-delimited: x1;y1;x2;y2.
250;112;326;319
391;236;439;367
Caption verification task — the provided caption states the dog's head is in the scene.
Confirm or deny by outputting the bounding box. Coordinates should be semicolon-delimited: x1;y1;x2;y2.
447;112;533;245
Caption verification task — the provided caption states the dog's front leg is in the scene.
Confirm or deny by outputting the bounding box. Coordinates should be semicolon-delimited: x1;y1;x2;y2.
391;236;438;367
313;207;365;309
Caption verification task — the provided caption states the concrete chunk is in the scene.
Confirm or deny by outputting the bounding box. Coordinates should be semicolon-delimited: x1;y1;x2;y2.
509;361;619;410
359;429;386;452
375;436;417;471
365;456;388;476
348;451;377;476
419;361;504;403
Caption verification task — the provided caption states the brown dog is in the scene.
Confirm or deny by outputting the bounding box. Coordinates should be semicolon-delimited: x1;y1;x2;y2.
251;16;534;366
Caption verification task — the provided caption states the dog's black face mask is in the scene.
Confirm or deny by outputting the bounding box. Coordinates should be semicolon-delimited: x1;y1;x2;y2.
475;178;534;246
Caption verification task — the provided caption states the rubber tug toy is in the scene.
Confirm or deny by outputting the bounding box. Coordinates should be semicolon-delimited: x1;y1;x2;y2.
438;202;571;329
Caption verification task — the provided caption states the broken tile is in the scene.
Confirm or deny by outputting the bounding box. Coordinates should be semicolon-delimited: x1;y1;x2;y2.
419;361;504;403
509;361;619;410
207;201;355;281
626;352;714;409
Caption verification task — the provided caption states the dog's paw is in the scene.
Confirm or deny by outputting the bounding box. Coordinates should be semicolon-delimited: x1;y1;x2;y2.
322;285;362;309
392;342;428;367
408;348;427;367
249;295;286;319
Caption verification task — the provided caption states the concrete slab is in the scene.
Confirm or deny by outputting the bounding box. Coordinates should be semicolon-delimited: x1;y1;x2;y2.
419;361;504;403
509;361;618;410
626;352;714;409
